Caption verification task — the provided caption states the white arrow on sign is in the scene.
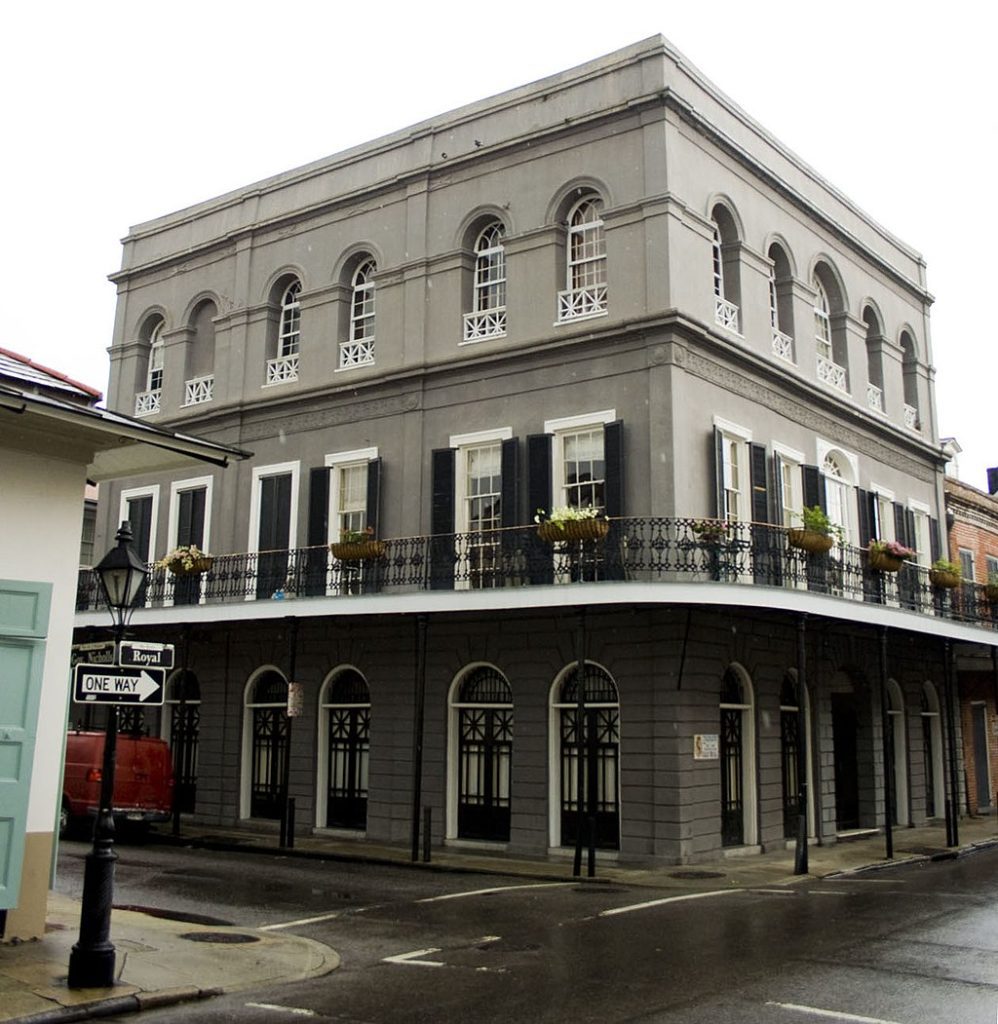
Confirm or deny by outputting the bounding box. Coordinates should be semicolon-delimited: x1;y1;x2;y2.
78;669;162;702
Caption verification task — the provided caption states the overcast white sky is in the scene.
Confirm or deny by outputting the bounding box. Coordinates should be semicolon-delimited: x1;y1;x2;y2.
4;1;994;489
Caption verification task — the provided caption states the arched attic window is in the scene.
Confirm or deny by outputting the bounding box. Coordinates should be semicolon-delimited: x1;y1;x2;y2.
863;308;885;414
767;242;794;361
266;278;302;386
135;316;165;416
340;257;377;369
812;266;847;394
185;299;216;407
463;221;507;341
900;331;920;432
711;205;741;332
557;194;607;323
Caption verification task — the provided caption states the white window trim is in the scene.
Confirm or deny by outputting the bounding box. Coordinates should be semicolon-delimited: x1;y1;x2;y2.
772;442;805;465
247;461;301;556
167;476;214;554
544;409;616;434
324;448;378;553
815;439;859;482
773;444;804;531
908;498;931;515
869;482;895;503
712;416;752;443
449;427;512;448
118;485;160;565
324;447;378;469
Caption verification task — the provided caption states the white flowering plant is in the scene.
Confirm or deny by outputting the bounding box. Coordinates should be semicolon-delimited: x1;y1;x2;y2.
534;506;603;530
156;544;211;572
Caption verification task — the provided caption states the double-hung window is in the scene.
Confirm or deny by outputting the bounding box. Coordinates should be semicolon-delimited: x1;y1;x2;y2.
558;197;607;323
713;418;751;523
341;259;377;368
464;223;506;341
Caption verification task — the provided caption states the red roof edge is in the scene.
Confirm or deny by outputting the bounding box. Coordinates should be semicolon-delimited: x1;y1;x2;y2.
0;346;103;400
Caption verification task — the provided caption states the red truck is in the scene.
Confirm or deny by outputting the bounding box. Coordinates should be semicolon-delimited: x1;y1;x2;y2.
61;730;174;837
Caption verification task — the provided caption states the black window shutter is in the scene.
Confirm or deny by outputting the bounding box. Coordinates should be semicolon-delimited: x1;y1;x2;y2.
893;502;908;547
189;489;206;548
500;438;519;528
527;434;552;519
177;491;194;547
366;457;382;538
856;488;873;544
307;467;329;546
749;443;769;524
929;516;941;563
127;495;153;562
713;427;725;518
259;476;277;550
430;448;456;590
275;474;292;549
604;420;624;518
802;465;825;512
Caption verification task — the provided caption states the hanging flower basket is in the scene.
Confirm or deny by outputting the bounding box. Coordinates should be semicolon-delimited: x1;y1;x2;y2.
985;584;998;602
330;540;386;561
929;568;961;590
158;546;214;576
867;549;904;573
171;556;213;576
537;518;610;544
787;529;834;555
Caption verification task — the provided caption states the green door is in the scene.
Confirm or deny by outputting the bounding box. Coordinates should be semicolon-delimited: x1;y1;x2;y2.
0;581;50;911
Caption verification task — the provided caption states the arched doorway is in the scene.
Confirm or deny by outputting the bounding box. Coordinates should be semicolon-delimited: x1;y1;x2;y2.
318;668;370;830
779;672;816;840
720;665;756;847
449;665;513;842
242;670;289;820
887;679;909;826
550;663;620;850
920;681;944;819
162;670;200;814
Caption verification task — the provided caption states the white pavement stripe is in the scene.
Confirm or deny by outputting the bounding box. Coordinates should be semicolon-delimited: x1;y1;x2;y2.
599;889;739;917
416;882;573;903
747;888;796;895
259;905;376;930
383;947;446;967
766;1001;908;1024
245;1003;316;1017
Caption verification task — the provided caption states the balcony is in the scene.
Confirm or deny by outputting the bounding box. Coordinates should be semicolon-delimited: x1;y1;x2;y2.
817;355;848;393
904;403;920;431
771;330;793;363
867;383;884;413
184;374;214;406
75;519;998;634
557;285;607;323
266;354;299;385
714;297;739;332
463;307;507;342
339;338;374;369
134;389;161;416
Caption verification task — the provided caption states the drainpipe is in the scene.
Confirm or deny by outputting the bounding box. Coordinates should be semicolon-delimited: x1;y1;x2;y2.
410;615;428;862
172;623;192;837
879;627;893;859
794;615;809;875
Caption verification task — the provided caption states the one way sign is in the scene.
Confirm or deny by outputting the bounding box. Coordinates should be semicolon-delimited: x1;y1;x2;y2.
73;664;165;706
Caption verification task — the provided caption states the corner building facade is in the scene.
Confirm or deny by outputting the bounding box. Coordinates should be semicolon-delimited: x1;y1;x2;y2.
79;37;998;864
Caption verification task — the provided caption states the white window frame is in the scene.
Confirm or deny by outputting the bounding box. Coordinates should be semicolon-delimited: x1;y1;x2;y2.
958;547;975;583
118;485;160;570
557;196;607;324
350;260;376;343
462;223;507;343
908;499;931;568
813;278;832;360
278;280;302;358
870;484;896;543
545;410;615;514
449;428;512;535
246;462;300;600
772;443;804;529
324;448;377;596
164;475;214;607
147;320;165;392
713;417;752;523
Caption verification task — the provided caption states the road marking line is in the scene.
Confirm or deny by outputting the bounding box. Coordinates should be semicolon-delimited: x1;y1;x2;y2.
383;947;445;967
747;888;795;895
417;882;573;903
259;905;376;930
245;1003;316;1016
599;889;739;917
766;1001;907;1023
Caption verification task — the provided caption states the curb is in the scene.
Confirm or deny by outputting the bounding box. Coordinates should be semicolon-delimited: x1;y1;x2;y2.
14;986;217;1024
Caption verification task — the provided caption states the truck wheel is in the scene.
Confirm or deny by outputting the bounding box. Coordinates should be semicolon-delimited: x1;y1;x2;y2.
59;801;71;839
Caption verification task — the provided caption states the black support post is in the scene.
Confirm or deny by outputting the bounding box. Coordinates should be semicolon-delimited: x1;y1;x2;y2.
573;611;592;877
794;615;809;875
280;619;297;849
942;639;960;848
411;615;428;862
172;624;192;837
878;627;894;860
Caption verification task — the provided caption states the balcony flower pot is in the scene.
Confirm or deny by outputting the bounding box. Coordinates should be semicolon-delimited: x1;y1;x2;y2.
169;556;213;576
536;515;609;544
691;520;732;546
330;540;386;561
929;569;961;590
157;546;213;576
866;539;915;573
867;549;903;572
986;583;998;602
787;529;834;555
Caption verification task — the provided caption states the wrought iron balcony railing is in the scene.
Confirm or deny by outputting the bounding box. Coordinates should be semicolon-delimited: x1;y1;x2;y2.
75;519;998;632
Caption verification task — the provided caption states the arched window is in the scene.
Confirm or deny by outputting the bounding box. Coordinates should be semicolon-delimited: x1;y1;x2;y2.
278;280;301;357
821;451;853;545
135;317;165;416
920;682;944;820
242;671;289;820
863;307;885;413
558;196;607;322
768;243;794;361
265;276;302;385
813;278;832;358
711;205;741;332
720;665;756;847
449;666;513;841
318;669;370;830
162;670;200;814
900;331;920;431
341;258;377;368
464;222;507;341
185;298;216;406
550;663;619;849
886;679;908;826
812;266;848;393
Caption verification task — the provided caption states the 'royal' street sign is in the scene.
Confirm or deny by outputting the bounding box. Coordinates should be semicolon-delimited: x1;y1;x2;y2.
118;641;175;670
73;664;165;706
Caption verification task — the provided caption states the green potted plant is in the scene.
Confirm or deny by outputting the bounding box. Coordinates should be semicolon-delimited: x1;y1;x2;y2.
691;518;732;545
330;526;385;561
534;506;609;544
929;558;962;589
787;506;839;554
866;538;916;573
156;544;213;576
986;571;998;603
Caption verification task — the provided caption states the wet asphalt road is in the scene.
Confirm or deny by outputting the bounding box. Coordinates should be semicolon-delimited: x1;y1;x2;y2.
55;840;998;1023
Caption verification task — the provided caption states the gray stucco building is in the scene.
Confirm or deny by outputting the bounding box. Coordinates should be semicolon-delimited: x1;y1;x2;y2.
77;37;997;865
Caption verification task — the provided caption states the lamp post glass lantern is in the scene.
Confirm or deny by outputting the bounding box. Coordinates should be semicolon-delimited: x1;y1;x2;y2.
67;521;149;990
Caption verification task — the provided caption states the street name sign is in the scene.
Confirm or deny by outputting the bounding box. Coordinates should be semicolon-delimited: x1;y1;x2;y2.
70;641;117;667
118;641;175;670
73;664;165;706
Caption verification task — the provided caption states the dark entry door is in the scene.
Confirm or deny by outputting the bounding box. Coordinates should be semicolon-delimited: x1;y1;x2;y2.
973;704;991;810
560;706;620;850
721;706;744;846
257;474;292;599
327;706;369;829
458;706;512;841
832;694;860;830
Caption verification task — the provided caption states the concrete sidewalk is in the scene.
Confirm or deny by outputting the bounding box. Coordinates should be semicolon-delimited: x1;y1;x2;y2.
2;814;995;1023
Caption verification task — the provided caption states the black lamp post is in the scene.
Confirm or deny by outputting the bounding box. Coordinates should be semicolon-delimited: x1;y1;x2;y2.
68;521;148;989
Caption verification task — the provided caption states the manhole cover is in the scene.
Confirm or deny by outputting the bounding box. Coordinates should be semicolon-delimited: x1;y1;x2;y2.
180;931;260;944
668;870;725;880
115;904;233;926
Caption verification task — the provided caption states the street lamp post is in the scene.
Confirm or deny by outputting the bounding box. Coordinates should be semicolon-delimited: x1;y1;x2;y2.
68;522;149;989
